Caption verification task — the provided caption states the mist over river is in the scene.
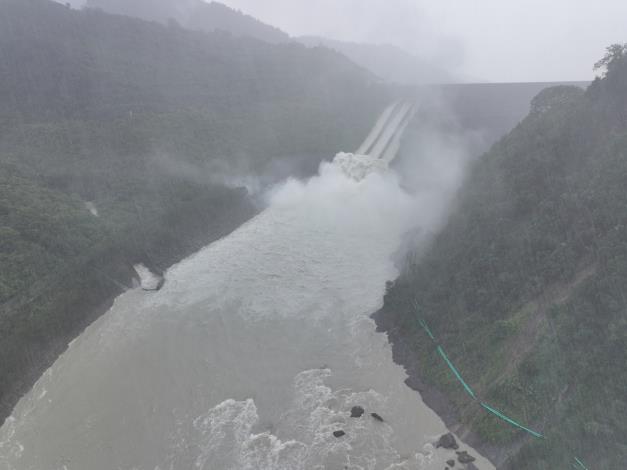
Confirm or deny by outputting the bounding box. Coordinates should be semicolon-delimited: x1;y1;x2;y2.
0;155;494;470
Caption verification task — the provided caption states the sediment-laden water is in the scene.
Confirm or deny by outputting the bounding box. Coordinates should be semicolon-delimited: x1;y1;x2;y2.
0;155;494;470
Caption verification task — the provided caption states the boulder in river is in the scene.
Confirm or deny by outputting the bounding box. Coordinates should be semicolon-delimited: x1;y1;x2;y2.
370;412;384;422
447;459;455;466
134;263;165;291
456;451;476;464
350;406;365;418
436;433;459;450
333;430;346;438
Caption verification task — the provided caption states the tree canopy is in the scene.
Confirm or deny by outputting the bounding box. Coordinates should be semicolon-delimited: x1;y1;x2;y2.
593;43;627;76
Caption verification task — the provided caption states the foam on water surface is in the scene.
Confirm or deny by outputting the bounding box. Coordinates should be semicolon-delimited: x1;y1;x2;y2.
333;152;388;181
0;152;494;470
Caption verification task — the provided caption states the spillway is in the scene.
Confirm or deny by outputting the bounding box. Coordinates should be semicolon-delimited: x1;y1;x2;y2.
0;104;493;470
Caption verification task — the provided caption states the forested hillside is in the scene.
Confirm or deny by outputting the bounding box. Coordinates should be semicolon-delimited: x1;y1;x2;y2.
185;1;289;42
434;81;589;155
85;0;290;43
297;36;453;85
378;46;627;469
0;0;387;425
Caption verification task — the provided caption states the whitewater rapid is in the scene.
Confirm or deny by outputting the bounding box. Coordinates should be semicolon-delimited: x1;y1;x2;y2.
0;153;494;470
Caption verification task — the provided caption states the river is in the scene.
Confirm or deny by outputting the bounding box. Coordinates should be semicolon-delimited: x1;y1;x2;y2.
0;143;494;470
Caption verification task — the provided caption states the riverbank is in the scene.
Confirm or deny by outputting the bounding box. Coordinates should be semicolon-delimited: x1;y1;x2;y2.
1;155;497;470
372;305;529;469
0;185;257;428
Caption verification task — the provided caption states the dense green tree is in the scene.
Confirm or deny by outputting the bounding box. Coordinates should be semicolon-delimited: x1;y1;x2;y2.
380;48;627;469
0;0;387;426
594;43;627;76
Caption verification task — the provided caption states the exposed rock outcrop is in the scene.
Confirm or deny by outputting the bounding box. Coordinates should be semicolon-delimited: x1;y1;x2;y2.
456;451;476;464
436;433;459;450
370;412;384;422
350;406;365;418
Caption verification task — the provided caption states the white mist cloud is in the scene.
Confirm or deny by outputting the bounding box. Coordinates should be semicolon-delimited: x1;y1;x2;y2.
220;0;627;82
266;158;416;262
265;127;471;270
65;0;627;81
221;0;464;74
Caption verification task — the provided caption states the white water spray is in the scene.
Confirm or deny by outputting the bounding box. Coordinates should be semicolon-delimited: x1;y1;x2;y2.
0;104;493;470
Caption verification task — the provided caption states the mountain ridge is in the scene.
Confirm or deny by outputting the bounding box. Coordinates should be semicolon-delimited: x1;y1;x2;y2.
297;35;455;85
85;0;291;43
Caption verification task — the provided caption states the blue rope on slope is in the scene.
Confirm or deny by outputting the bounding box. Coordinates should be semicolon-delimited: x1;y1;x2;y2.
436;345;476;399
574;456;589;470
479;402;543;439
412;306;589;470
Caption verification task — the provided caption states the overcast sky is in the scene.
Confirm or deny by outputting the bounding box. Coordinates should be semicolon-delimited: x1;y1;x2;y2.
67;0;627;83
216;0;627;83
